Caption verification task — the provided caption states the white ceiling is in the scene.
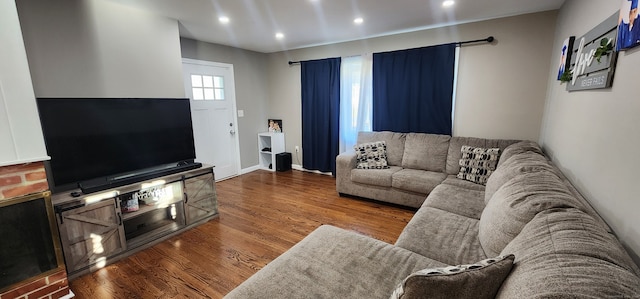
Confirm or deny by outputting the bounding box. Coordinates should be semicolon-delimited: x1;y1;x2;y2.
108;0;566;53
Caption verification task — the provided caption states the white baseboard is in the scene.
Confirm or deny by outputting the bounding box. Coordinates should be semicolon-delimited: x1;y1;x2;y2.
241;165;261;174
292;164;332;176
239;164;331;176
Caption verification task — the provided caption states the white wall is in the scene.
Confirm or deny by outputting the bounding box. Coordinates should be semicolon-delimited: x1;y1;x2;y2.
266;11;557;161
16;0;184;98
0;0;48;166
540;0;640;263
180;38;270;169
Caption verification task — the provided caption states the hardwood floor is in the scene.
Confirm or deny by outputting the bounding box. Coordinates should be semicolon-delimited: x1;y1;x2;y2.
68;170;416;298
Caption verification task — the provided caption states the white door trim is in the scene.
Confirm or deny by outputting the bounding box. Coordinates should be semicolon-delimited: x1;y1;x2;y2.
182;58;242;179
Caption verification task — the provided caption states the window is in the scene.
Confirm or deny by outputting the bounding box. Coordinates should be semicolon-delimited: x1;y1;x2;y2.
191;74;225;100
339;55;373;153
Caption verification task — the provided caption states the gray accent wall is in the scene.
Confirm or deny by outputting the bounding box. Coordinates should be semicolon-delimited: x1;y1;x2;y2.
16;0;184;98
540;0;640;264
266;11;557;165
180;38;270;169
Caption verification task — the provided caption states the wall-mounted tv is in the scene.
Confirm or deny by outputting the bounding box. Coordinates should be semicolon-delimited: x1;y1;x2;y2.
36;98;199;194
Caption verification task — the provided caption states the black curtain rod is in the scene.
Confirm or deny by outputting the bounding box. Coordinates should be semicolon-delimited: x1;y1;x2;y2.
457;36;494;46
288;36;494;65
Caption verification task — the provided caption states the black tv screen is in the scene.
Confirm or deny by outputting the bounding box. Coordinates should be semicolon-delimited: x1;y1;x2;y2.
36;98;196;193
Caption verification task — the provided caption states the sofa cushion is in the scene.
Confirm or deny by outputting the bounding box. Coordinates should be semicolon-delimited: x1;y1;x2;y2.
391;169;447;195
354;141;390;169
484;151;559;204
357;131;406;166
441;175;486;191
391;254;515;299
402;133;451;172
351;166;402;187
496;208;640;298
446;137;518;175
422;184;485;219
225;225;447;299
496;140;544;168
396;207;487;265
492;151;610;233
456;146;500;185
478;171;583;257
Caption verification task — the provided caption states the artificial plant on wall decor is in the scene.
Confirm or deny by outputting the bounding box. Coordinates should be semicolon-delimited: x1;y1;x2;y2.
593;38;614;63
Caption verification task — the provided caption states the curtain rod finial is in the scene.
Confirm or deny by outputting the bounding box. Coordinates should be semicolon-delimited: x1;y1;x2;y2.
487;36;495;43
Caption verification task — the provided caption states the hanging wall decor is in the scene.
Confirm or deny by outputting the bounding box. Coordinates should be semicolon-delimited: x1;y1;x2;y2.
558;36;575;81
565;13;619;91
617;0;640;51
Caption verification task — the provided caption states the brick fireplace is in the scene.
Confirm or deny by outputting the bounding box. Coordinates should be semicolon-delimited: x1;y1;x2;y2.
0;162;72;299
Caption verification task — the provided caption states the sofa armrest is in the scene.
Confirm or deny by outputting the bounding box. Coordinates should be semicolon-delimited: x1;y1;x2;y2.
337;151;357;170
336;151;357;193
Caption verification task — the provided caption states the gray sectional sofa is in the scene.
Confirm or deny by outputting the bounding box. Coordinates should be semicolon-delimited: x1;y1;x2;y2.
225;132;640;298
336;132;518;208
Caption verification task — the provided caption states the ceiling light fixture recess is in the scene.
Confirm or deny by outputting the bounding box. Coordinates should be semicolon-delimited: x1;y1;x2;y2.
354;17;364;24
442;0;455;7
219;16;230;24
275;32;285;40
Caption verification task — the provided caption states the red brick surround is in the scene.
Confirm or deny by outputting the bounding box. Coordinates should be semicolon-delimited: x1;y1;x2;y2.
0;162;72;298
0;269;70;299
0;162;49;200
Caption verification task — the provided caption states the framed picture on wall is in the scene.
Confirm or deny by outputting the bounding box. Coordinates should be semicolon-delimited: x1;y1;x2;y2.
268;119;282;133
617;0;640;51
557;36;574;80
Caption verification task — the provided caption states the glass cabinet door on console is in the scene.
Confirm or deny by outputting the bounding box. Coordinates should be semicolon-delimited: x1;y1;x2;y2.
184;171;218;225
56;199;126;273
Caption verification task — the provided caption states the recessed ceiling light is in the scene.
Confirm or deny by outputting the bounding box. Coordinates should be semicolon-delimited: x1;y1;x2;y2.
275;32;285;40
442;0;455;7
354;17;364;24
219;16;230;24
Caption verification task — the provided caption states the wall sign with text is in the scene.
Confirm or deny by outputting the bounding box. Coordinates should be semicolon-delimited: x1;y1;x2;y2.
566;13;619;91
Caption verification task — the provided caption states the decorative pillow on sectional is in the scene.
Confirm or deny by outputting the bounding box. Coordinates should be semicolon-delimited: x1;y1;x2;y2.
456;146;500;185
354;141;390;169
390;254;515;299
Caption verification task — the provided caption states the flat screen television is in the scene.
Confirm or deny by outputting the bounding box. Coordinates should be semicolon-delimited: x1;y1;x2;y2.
36;98;199;194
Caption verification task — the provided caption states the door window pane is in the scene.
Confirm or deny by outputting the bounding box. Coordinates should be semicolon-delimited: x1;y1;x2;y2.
214;76;224;88
203;75;214;88
192;88;204;100
214;89;225;100
191;75;203;87
204;88;215;100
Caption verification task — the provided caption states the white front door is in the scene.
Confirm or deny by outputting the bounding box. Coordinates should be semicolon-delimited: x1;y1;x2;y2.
182;58;240;180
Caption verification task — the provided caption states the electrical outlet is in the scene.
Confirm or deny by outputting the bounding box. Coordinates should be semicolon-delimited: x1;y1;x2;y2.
295;146;299;152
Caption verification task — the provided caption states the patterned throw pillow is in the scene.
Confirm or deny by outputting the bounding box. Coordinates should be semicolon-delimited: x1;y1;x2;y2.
390;255;515;299
354;141;390;169
457;145;501;185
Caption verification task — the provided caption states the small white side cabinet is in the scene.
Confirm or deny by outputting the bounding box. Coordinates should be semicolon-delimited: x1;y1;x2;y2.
258;133;285;171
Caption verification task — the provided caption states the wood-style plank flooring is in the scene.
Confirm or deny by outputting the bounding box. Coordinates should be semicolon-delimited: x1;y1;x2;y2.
68;170;416;298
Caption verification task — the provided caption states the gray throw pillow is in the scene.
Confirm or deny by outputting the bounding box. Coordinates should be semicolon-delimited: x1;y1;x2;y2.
390;254;515;299
457;146;500;185
354;141;390;169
